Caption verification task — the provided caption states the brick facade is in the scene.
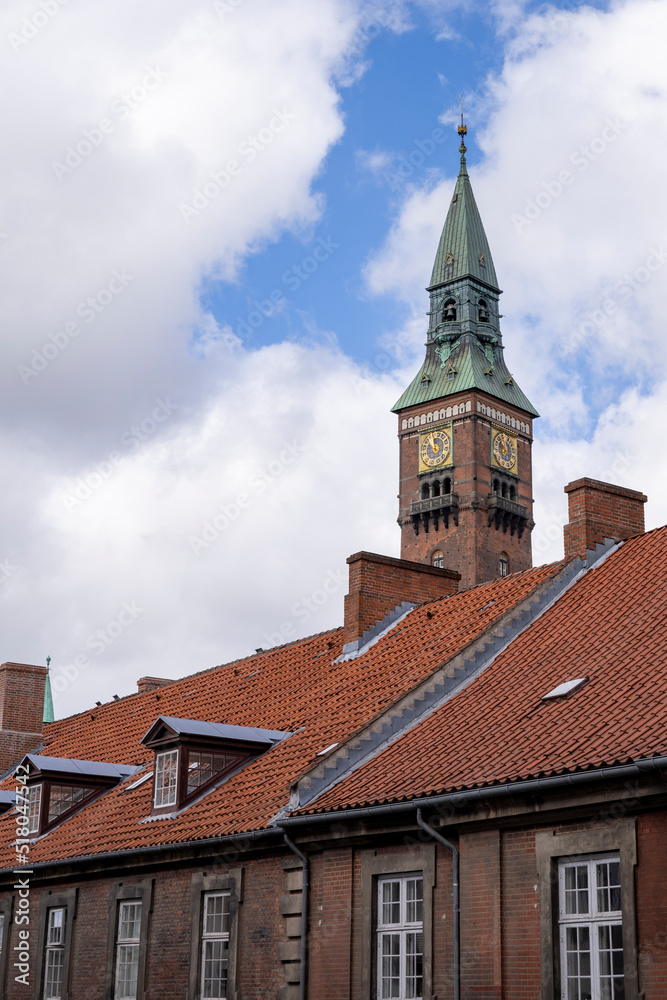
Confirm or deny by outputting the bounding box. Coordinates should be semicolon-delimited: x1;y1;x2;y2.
0;662;46;774
343;550;460;645
397;391;535;588
564;477;647;559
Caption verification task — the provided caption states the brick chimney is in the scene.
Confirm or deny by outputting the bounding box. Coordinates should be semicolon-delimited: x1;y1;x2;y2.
343;551;460;650
563;478;647;560
0;661;47;774
137;676;173;694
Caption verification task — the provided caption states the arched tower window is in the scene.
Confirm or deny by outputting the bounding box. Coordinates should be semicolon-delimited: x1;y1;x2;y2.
499;553;509;577
444;477;451;494
478;299;489;323
442;299;457;322
421;483;430;500
501;483;508;499
493;479;499;494
431;550;444;569
432;481;441;498
509;485;516;501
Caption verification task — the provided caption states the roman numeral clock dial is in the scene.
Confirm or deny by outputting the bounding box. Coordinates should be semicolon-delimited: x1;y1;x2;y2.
419;428;452;471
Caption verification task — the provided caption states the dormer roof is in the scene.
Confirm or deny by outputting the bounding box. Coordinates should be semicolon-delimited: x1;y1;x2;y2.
20;754;137;782
141;716;290;750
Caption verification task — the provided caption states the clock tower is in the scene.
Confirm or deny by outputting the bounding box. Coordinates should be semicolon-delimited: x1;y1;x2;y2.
393;123;539;589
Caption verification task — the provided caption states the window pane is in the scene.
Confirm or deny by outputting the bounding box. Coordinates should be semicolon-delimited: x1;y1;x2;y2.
597;861;622;913
202;939;229;998
44;947;64;999
565;925;592;1000
406;878;423;923
381;934;400;998
381;881;401;925
154;750;178;807
48;785;86;822
598;923;624;999
47;908;65;945
406;932;423;999
28;784;42;833
564;865;589;915
204;894;230;936
116;943;139;998
119;901;142;942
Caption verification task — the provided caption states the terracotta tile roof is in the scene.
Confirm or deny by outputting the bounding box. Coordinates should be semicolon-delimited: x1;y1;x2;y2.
303;528;667;813
0;560;561;868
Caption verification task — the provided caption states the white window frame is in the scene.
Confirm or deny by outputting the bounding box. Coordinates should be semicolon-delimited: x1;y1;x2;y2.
558;854;624;1000
376;874;424;1000
200;891;231;999
43;907;66;999
154;749;179;807
28;783;42;834
114;899;143;1000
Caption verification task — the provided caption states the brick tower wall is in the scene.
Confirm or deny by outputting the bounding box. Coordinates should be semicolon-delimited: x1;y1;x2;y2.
397;390;534;589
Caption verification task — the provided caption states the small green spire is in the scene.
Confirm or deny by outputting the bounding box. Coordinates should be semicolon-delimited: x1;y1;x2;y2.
43;655;55;724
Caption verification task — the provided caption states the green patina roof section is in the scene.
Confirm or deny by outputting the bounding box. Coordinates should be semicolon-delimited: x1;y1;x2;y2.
392;336;539;416
429;155;498;290
43;669;55;723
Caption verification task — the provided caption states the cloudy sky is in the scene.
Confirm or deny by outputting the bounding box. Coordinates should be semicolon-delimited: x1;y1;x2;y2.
1;0;665;717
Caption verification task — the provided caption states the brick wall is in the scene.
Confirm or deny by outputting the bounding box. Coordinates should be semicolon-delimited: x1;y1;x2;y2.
0;661;46;774
563;478;647;560
460;829;502;1000
343;551;460;646
308;848;353;999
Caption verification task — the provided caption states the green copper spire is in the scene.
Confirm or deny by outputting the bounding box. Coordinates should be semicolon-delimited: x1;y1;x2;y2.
43;655;55;723
429;120;498;290
393;117;537;418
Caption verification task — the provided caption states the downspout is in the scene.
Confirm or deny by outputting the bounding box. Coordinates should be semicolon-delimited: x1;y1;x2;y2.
416;808;459;1000
279;829;309;1000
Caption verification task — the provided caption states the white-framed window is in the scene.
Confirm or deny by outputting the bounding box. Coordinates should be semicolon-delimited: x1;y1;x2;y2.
114;900;142;999
28;784;42;834
377;875;423;1000
558;855;624;1000
153;749;179;807
431;550;444;569
499;553;509;577
200;891;231;999
43;907;66;999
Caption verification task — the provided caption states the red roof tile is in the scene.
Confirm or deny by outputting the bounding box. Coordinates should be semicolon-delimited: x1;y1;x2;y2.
0;560;561;867
304;528;667;813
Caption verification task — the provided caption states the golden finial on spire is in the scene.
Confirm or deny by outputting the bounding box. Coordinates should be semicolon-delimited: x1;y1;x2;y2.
457;96;467;160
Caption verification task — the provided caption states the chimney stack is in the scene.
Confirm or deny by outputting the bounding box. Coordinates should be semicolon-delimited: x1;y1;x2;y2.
0;661;47;774
137;676;173;694
343;551;460;653
563;478;647;561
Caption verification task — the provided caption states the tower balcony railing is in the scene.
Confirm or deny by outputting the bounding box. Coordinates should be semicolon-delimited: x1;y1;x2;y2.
410;493;459;516
487;494;528;538
409;493;459;535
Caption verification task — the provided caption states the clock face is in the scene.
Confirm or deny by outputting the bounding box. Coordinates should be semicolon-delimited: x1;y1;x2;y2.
419;428;452;471
492;430;517;473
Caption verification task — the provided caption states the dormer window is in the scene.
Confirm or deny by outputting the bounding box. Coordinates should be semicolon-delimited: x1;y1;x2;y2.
141;716;291;815
17;755;136;838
